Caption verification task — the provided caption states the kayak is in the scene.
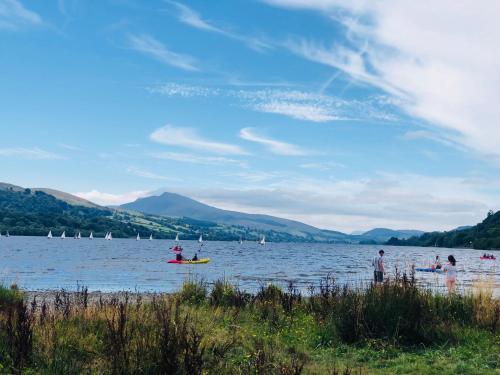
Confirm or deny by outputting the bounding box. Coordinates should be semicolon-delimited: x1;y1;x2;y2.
167;258;210;264
480;256;496;260
415;268;443;273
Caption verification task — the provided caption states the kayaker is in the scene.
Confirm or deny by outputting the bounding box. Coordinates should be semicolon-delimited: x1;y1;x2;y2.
434;255;442;270
442;255;457;294
176;253;184;261
192;253;199;261
372;249;385;283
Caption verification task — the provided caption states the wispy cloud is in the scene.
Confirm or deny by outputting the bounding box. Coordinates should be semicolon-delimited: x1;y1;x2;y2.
150;125;247;155
126;167;174;181
128;34;198;71
239;127;308;156
168;1;271;51
149;83;396;123
299;161;345;171
58;143;82;151
151;151;247;167
266;0;500;159
0;0;42;30
74;189;150;206
0;147;63;160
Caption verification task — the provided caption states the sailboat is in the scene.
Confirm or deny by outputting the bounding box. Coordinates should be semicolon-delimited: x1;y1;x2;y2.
107;232;112;241
89;232;93;239
149;234;153;241
6;231;9;237
104;232;109;240
239;236;243;245
136;233;140;241
47;230;52;239
61;231;66;239
77;232;81;239
175;233;179;242
259;235;266;246
198;234;203;244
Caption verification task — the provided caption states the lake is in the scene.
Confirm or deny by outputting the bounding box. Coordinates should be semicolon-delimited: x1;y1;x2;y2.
0;236;498;294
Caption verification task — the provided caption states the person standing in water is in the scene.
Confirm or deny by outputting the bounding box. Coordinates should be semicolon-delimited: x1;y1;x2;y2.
372;249;385;283
442;255;457;294
434;255;442;270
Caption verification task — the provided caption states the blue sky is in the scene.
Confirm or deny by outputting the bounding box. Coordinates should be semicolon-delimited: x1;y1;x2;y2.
1;0;500;232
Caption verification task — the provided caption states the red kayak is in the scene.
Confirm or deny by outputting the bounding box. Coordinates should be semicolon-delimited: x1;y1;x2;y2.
480;256;496;260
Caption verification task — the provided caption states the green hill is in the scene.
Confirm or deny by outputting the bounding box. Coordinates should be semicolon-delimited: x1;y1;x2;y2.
386;210;500;250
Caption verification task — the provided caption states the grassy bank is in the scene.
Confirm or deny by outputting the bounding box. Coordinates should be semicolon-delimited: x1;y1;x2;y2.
0;274;498;374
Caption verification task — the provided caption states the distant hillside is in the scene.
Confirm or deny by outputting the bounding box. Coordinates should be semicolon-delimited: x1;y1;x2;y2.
386;211;500;250
360;228;425;243
121;192;348;242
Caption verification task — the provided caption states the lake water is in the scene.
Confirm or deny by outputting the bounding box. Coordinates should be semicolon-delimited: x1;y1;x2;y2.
0;236;498;295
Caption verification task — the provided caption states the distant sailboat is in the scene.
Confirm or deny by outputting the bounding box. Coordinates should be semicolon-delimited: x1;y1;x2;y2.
259;235;265;246
89;232;93;239
175;233;179;242
61;231;66;239
107;232;112;241
47;230;52;239
239;237;243;245
136;233;140;241
149;234;153;241
77;232;81;239
6;231;9;237
198;234;203;244
104;232;109;240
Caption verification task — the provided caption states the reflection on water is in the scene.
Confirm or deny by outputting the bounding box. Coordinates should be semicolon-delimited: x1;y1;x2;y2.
0;236;498;294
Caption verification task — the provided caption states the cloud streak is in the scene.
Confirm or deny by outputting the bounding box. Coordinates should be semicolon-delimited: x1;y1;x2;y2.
150;125;247;155
0;147;63;160
151;151;247;167
0;0;42;30
128;34;198;71
239;127;308;155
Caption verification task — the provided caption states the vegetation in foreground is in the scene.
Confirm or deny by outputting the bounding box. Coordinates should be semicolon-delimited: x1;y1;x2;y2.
0;274;499;374
387;210;500;250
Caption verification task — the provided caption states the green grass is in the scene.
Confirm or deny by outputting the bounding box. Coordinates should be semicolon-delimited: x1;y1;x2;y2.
0;276;498;374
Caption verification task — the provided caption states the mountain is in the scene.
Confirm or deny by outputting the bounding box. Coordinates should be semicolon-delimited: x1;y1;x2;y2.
360;228;425;242
386;210;500;250
121;192;348;242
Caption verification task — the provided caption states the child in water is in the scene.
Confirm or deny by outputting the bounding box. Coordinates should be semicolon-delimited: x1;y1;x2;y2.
442;255;457;294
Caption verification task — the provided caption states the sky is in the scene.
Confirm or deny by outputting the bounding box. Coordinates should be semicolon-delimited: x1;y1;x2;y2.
1;0;500;233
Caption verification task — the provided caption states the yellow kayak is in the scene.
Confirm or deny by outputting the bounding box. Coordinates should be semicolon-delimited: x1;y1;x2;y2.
167;258;210;264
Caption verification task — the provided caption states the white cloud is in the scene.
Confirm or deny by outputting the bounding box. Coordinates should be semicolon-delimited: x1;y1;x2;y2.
0;147;63;160
239;127;308;156
74;189;150;206
150;125;247;155
269;0;500;159
187;172;500;232
148;83;219;97
168;1;271;51
0;0;42;30
299;161;344;171
126;167;174;181
58;143;82;151
128;34;198;71
151;151;247;167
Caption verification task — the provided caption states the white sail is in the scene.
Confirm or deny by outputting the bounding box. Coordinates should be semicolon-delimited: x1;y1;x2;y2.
48;230;52;239
104;232;109;240
149;234;153;241
108;232;112;240
136;233;140;241
77;232;81;239
89;232;93;239
259;235;265;245
239;237;243;245
61;231;66;239
198;234;203;243
6;231;9;237
175;233;179;242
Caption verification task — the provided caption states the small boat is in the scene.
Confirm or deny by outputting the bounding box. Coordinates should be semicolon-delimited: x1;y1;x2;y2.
74;233;77;239
480;256;496;260
259;235;265;246
167;258;210;264
239;236;243;245
89;232;93;239
104;232;109;240
77;232;81;239
5;231;9;237
175;233;179;242
61;231;66;239
47;230;52;239
198;234;203;244
136;233;140;241
107;232;112;241
149;234;153;241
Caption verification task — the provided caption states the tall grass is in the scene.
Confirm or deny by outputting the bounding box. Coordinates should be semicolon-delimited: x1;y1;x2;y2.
0;276;498;374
